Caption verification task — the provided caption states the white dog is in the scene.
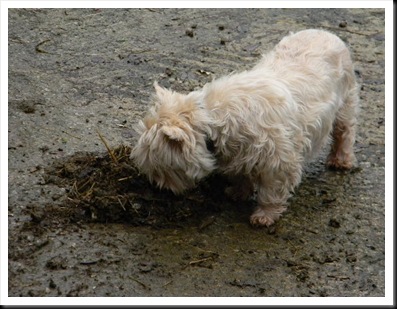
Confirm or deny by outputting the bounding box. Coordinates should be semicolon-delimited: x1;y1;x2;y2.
131;29;359;226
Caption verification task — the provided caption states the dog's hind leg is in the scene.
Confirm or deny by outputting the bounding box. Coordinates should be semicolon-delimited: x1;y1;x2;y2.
326;87;359;170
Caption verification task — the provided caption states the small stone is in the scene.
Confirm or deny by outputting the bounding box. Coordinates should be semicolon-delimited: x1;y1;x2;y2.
328;218;341;228
165;67;173;76
346;255;357;263
49;278;57;289
39;145;49;152
139;261;155;273
185;29;194;37
339;21;347;28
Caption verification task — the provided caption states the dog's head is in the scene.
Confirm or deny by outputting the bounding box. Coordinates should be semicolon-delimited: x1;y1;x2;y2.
131;82;216;194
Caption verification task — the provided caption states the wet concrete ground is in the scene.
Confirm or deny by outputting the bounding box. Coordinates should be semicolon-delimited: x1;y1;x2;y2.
7;8;385;300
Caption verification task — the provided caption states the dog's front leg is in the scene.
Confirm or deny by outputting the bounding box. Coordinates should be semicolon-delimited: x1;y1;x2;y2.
250;167;300;227
250;191;288;227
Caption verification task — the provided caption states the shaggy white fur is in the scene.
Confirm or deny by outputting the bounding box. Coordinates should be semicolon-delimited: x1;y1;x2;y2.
131;29;359;226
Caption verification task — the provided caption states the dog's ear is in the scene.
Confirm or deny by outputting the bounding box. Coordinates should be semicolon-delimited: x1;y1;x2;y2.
153;81;169;99
161;125;186;142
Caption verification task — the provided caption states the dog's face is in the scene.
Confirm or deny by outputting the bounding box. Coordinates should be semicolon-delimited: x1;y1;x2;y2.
131;83;216;194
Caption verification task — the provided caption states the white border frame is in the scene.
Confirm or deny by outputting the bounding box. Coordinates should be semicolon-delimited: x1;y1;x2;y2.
1;1;393;306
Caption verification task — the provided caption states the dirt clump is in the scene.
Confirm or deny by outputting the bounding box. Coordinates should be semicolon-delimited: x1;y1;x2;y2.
42;145;231;227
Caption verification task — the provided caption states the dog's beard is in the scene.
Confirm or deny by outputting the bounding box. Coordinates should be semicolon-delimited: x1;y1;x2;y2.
134;148;214;194
149;168;196;194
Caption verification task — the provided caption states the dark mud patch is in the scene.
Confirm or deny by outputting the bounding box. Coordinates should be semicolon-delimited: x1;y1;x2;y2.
38;145;239;228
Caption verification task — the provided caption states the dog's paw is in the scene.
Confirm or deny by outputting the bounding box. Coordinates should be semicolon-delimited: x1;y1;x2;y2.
326;153;356;170
326;158;353;170
249;206;286;227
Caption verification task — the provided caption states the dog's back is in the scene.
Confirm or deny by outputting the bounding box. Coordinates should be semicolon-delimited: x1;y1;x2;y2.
254;29;357;159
